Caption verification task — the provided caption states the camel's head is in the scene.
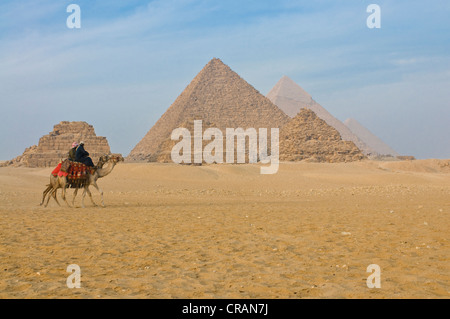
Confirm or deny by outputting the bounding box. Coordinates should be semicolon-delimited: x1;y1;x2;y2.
97;155;109;168
96;154;123;168
110;154;124;164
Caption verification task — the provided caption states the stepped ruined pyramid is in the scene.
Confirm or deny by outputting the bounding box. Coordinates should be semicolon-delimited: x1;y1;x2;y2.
9;121;111;168
344;118;399;157
128;58;290;162
280;108;365;162
267;76;376;155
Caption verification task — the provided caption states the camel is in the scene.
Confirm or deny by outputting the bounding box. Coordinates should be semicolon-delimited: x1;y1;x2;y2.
40;155;109;207
41;154;123;208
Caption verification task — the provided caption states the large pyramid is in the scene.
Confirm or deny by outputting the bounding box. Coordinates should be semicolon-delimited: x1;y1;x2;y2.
128;58;290;162
267;76;375;155
280;108;365;162
344;118;398;157
8;121;111;168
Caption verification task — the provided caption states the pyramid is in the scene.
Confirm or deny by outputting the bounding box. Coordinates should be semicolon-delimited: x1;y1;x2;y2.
267;76;375;155
8;121;111;168
344;118;398;157
279;108;365;162
128;58;290;162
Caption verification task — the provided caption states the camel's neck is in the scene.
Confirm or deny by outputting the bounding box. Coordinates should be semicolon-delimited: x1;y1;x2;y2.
96;161;116;178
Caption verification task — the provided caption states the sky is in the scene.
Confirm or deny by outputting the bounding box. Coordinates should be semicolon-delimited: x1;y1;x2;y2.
0;0;449;160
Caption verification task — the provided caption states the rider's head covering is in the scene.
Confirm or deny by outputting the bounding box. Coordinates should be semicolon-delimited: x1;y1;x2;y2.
79;141;85;145
72;142;79;148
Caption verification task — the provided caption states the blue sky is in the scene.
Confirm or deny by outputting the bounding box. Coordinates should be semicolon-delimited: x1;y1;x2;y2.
1;0;449;160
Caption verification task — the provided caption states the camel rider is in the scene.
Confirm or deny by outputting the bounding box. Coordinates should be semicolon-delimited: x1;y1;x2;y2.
75;141;94;167
68;142;78;161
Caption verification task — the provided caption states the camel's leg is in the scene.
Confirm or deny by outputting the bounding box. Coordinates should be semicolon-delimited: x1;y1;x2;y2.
44;187;59;207
81;187;87;208
40;185;50;205
48;188;61;207
40;185;52;206
61;184;72;208
84;186;97;207
52;188;61;206
44;189;53;207
91;181;105;207
72;187;79;207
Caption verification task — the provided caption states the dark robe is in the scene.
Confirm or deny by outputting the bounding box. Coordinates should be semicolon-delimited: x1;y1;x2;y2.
75;144;94;167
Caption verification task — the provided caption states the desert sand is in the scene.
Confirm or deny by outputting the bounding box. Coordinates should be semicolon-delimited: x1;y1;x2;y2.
0;159;449;299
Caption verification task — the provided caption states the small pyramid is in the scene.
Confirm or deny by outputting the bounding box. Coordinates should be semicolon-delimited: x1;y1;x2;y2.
344;118;398;157
9;121;111;167
128;58;290;161
279;108;365;162
267;76;374;155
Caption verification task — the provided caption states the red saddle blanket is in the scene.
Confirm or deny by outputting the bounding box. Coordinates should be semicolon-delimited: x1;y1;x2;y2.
52;161;94;179
51;163;63;177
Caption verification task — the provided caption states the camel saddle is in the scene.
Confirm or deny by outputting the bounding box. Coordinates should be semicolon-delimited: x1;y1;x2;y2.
67;161;95;180
52;160;95;185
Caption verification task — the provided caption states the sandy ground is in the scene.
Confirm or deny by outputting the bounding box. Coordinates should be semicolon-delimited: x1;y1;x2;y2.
0;159;449;299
